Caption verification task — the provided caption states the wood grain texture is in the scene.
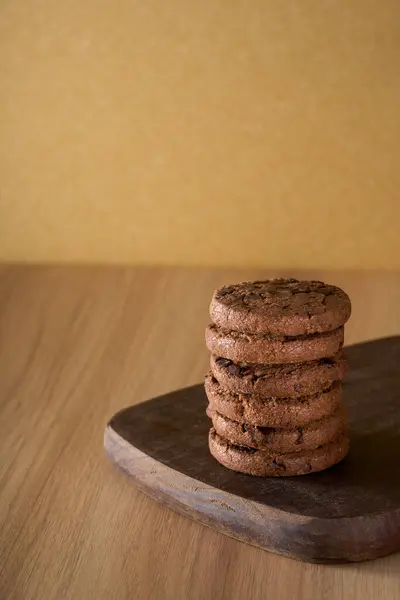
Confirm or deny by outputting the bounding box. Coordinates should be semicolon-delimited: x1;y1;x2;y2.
1;266;400;599
105;337;400;564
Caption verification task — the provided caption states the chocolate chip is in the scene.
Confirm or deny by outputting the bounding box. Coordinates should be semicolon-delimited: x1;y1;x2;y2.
244;292;261;302
296;427;303;444
294;384;301;392
215;286;234;297
242;444;257;454
216;357;232;368
272;458;286;470
241;423;248;433
227;363;241;376
258;426;274;443
238;367;253;378
258;426;274;436
303;463;312;473
321;358;334;368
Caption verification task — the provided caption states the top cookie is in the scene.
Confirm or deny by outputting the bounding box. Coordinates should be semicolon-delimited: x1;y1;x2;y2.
210;278;351;336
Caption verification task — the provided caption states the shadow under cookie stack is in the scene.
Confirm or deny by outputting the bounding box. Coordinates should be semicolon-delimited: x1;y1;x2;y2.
205;279;352;476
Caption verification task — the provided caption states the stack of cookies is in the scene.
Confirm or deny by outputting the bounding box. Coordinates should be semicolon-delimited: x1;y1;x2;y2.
205;278;351;476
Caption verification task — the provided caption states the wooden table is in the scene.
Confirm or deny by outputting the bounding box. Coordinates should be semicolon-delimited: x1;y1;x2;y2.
1;265;400;600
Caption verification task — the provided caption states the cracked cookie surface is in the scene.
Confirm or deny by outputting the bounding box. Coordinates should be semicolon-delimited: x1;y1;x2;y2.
210;278;351;336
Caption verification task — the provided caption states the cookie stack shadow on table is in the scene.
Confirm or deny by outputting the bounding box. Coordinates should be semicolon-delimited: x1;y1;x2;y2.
204;279;352;476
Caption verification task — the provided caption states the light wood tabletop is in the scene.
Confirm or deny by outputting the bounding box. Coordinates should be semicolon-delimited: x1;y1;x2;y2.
1;265;400;600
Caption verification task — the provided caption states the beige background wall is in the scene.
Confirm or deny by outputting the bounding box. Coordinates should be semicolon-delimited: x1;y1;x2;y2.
1;1;399;269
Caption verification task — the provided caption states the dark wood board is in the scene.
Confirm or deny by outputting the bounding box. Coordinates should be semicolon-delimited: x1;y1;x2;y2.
104;337;400;564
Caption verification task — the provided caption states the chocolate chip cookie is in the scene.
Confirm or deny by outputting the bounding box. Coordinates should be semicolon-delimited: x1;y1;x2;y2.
205;374;342;427
205;324;344;364
210;278;351;336
207;405;347;453
209;428;349;476
210;351;347;397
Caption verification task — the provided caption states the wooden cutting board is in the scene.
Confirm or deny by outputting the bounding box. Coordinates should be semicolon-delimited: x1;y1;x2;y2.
104;337;400;564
